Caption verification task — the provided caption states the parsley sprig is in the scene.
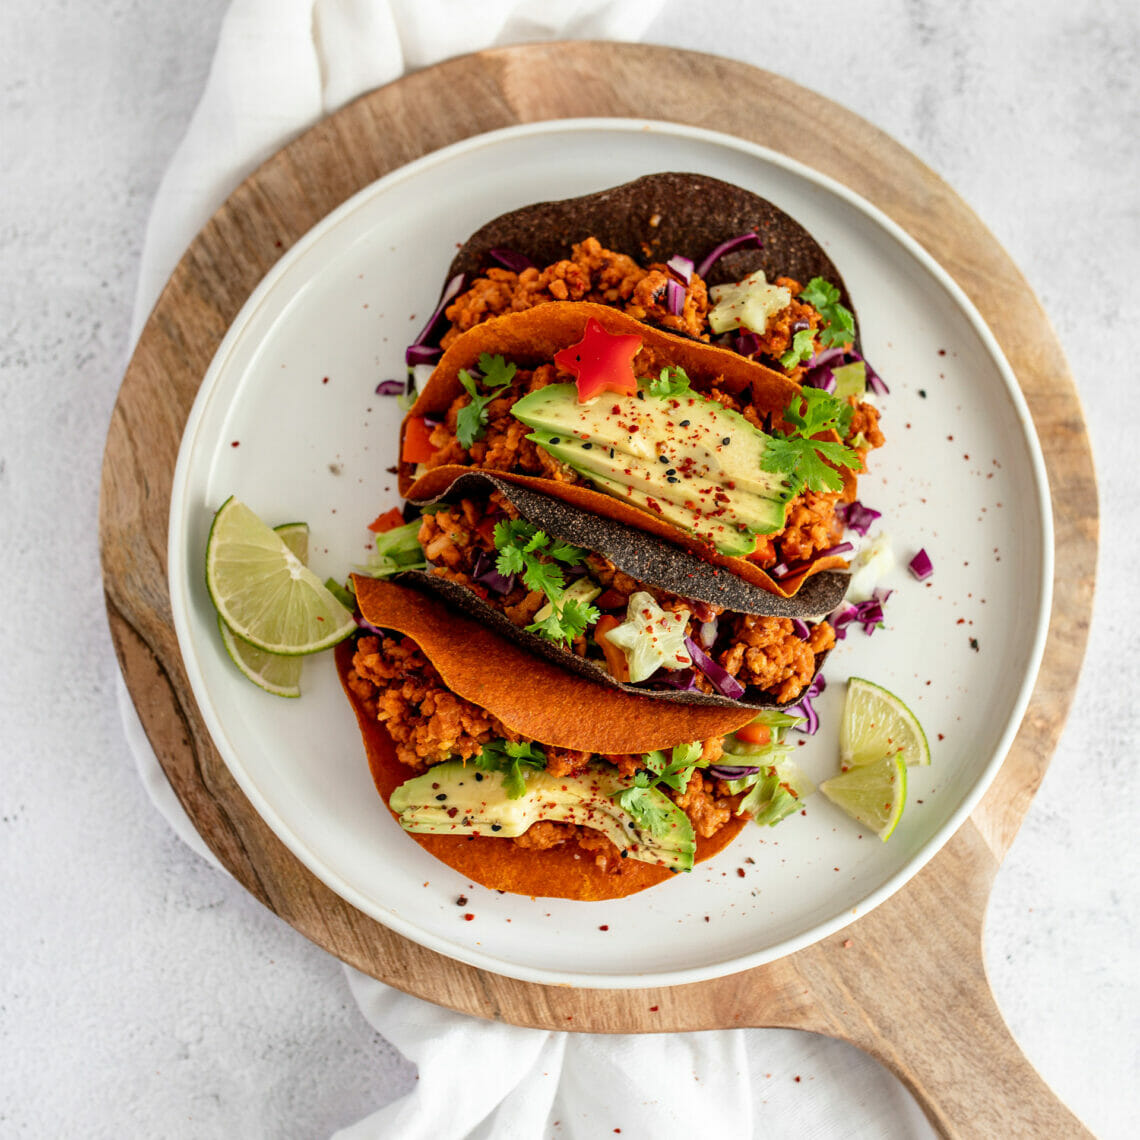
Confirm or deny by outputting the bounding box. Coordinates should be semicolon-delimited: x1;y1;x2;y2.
493;519;600;647
799;278;856;349
455;353;517;448
762;387;860;495
474;739;546;799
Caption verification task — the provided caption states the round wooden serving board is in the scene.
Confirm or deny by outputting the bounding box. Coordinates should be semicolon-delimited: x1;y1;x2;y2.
100;44;1097;1137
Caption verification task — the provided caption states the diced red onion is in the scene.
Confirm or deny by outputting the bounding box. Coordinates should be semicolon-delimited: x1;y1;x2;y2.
817;542;854;559
488;248;535;273
683;637;745;699
695;231;763;279
697;617;719;650
708;764;762;780
790;618;811;640
406;272;466;355
665;255;694;283
664;277;686;316
375;379;404;396
836;500;881;537
405;343;443;367
909;548;933;580
861;356;889;396
806;346;847;371
790;318;811;335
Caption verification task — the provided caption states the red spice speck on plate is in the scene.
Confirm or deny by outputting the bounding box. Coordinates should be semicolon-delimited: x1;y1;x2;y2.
598;924;609;932
230;440;240;448
463;913;474;922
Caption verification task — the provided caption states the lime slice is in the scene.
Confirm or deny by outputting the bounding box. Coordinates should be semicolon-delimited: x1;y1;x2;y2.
205;497;355;655
218;615;302;698
273;522;309;563
839;677;931;769
820;754;907;841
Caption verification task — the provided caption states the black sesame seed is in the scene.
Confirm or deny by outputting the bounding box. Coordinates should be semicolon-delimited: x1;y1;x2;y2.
665;468;676;476
491;823;503;832
658;455;669;464
667;476;680;483
435;793;447;801
582;442;593;449
474;772;483;781
679;419;690;427
549;436;561;445
721;437;731;446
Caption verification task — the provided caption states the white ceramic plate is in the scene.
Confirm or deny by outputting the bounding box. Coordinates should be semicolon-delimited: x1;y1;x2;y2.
168;119;1052;988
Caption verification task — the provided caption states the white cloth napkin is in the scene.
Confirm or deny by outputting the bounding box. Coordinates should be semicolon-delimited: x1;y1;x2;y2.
123;2;937;1135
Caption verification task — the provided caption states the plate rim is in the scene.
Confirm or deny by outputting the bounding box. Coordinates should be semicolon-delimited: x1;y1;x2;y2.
167;116;1055;988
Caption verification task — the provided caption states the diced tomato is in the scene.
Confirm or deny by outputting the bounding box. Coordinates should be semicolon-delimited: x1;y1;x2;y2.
401;416;436;464
475;516;498;546
733;721;771;746
593;615;630;683
367;507;406;534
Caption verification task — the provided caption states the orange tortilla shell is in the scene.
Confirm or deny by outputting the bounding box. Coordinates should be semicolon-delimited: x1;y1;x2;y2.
351;576;756;752
400;303;854;598
336;638;749;901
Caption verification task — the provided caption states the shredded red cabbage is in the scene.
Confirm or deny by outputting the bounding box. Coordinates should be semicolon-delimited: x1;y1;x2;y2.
805;346;889;396
665;254;694;284
909;548;933;580
404;343;443;367
683;637;745;699
837;500;882;536
733;330;762;357
829;590;891;639
771;542;854;580
375;379;404;396
695;231;763;279
786;672;826;734
404;272;466;364
488;248;536;274
791;618;811;640
472;550;517;595
354;613;387;637
649;667;700;691
803;367;837;393
664;277;686;317
708;763;762;780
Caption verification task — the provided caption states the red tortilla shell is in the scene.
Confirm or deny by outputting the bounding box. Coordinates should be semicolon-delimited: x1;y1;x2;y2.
351;576;756;752
399;303;854;598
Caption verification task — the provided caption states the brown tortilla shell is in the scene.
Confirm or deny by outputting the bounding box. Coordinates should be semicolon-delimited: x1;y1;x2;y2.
336;640;748;900
401;303;855;598
351;576;757;751
445;172;854;314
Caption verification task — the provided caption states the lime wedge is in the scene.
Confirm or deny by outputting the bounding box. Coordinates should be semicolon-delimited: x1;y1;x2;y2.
821;754;907;841
205;497;355;655
273;521;309;563
839;677;931;768
218;615;302;698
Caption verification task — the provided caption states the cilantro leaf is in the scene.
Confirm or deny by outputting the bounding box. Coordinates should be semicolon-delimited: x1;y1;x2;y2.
455;356;517;448
476;739;545;799
646;365;692;398
760;387;861;495
613;786;673;835
634;741;704;794
477;353;516;388
779;328;816;369
799;278;856;349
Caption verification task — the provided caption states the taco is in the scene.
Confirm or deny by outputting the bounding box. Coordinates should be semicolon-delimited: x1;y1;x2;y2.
363;471;842;709
399;302;883;597
428;172;865;382
338;577;813;900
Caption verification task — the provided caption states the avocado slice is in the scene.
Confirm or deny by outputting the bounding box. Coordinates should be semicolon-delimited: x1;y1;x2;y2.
510;383;793;555
389;759;696;871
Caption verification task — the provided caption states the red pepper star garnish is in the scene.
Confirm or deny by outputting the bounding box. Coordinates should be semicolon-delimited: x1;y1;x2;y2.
553;318;643;403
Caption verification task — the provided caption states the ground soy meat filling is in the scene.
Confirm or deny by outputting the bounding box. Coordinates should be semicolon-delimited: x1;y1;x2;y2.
416;492;835;703
347;632;737;873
